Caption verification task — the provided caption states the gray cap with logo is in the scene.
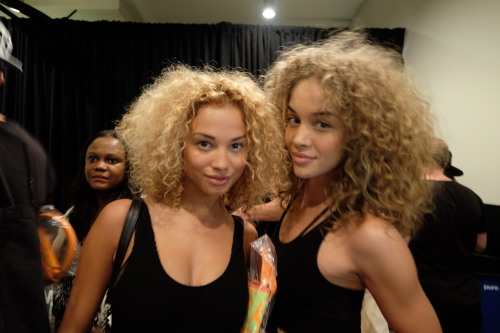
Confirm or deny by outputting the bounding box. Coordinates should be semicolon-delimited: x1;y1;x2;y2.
0;21;22;72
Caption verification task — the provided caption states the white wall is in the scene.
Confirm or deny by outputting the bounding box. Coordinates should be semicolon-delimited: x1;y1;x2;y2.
354;0;500;204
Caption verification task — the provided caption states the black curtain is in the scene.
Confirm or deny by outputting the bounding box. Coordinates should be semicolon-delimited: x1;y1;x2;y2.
0;18;405;210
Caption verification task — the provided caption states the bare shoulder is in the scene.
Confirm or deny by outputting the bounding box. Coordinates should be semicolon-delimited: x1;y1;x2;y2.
91;199;134;235
348;214;407;259
79;199;136;267
345;214;414;279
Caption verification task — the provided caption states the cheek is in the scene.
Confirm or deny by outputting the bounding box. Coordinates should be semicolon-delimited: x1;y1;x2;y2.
284;128;293;149
106;167;126;189
323;137;345;160
232;154;247;175
84;163;92;181
184;150;206;171
113;165;126;180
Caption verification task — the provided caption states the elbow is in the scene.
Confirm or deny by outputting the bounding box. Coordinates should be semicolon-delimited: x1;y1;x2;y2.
475;232;487;253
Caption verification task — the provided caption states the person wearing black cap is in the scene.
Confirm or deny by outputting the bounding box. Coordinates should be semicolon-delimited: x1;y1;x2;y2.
0;21;54;332
444;149;464;180
409;138;487;333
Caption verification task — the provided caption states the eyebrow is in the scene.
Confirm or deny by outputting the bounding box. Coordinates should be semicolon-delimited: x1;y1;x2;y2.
287;105;337;117
86;151;124;158
192;133;247;142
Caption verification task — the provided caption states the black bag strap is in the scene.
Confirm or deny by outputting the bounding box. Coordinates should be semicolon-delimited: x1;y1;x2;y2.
109;197;142;291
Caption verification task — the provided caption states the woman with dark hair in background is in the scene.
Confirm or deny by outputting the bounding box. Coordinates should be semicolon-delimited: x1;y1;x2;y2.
66;130;132;242
51;130;132;331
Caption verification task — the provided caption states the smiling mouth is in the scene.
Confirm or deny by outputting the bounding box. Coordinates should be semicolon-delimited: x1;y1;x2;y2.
207;175;229;185
292;152;314;165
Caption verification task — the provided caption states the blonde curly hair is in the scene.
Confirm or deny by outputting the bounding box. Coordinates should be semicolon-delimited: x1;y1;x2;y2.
264;30;436;236
116;65;288;211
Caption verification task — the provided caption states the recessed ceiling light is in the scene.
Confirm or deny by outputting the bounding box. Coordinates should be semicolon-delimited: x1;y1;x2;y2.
262;0;276;19
263;8;275;19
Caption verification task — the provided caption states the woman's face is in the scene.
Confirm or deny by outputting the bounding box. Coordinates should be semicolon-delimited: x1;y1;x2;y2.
285;77;346;183
183;102;247;199
85;136;126;192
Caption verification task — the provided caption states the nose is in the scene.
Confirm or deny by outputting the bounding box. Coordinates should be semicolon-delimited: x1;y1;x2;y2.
211;149;229;171
95;160;107;170
291;124;311;148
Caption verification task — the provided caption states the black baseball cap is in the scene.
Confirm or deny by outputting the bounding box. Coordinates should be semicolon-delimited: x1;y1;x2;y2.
445;151;463;177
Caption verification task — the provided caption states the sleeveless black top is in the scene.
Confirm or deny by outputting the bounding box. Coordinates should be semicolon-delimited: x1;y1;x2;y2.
269;206;364;333
111;204;249;332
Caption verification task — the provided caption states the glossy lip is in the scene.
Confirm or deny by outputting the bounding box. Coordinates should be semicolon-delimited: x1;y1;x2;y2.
206;175;230;186
291;152;315;166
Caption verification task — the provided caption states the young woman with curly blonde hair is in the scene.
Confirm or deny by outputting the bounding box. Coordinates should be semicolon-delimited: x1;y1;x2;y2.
263;31;442;333
58;65;287;332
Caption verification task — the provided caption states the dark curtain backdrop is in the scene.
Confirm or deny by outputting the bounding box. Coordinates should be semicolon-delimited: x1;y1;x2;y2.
0;18;405;210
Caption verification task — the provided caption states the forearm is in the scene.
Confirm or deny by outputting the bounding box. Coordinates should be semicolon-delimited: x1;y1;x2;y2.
57;294;95;332
386;291;442;333
246;198;285;222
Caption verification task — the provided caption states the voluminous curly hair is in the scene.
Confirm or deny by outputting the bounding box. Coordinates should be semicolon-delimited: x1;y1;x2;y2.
263;30;436;236
116;65;288;211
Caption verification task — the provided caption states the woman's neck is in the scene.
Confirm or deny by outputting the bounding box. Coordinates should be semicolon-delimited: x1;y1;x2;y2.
424;168;452;181
179;194;229;226
299;177;330;208
95;191;117;211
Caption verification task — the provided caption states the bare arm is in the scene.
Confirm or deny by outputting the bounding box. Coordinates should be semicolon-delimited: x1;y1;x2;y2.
475;232;487;252
354;219;442;333
57;199;132;333
233;197;285;222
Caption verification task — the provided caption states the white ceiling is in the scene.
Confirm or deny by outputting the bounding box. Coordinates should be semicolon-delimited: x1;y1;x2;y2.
18;0;365;27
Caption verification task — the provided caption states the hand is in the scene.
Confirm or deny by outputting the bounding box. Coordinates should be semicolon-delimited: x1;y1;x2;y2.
232;207;251;222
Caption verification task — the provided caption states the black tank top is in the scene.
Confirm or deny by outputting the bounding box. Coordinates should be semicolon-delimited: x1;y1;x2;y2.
111;204;249;332
269;206;364;333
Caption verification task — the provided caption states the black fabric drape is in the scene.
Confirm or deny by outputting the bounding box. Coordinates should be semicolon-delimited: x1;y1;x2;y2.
0;18;405;210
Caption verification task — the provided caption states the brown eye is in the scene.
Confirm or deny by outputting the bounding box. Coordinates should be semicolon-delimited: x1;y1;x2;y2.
230;143;244;151
197;141;212;150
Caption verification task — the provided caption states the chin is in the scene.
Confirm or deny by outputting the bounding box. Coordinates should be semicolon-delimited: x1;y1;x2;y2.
292;167;313;179
91;184;110;192
211;187;231;197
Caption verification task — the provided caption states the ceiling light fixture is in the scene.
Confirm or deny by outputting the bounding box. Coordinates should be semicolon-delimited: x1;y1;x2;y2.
262;0;276;19
0;0;51;20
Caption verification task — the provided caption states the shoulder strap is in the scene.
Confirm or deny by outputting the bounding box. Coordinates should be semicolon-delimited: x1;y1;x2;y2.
109;197;142;290
271;199;292;240
298;206;329;237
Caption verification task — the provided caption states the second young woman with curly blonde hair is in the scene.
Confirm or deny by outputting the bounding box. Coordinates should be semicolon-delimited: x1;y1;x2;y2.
58;65;287;332
263;31;442;333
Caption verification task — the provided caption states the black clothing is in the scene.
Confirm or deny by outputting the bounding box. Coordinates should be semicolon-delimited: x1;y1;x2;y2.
0;120;55;333
111;205;249;332
409;180;486;333
269;207;364;333
0;121;55;208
